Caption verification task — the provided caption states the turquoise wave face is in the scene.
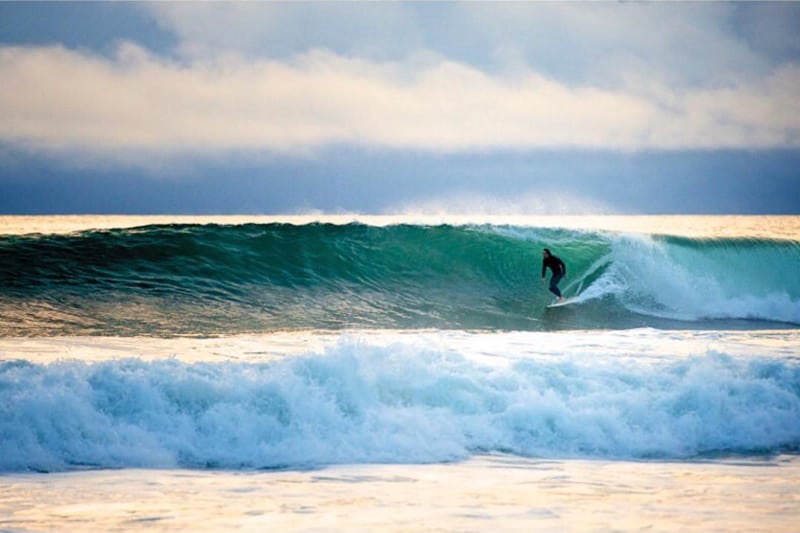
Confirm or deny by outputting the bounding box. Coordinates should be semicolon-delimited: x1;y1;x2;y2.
1;223;798;336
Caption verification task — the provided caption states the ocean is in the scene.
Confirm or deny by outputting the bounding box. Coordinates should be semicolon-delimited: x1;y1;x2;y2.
1;215;799;532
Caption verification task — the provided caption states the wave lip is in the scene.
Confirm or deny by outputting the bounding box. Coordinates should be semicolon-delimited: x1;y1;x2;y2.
2;339;799;472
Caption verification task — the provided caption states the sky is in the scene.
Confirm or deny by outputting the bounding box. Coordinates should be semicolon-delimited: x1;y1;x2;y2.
0;1;799;215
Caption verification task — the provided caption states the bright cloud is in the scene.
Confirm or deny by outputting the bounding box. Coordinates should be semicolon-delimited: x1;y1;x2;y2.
1;43;799;155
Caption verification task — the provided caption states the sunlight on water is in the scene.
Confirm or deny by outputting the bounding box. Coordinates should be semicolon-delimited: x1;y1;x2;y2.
1;214;799;239
1;329;798;365
2;456;798;533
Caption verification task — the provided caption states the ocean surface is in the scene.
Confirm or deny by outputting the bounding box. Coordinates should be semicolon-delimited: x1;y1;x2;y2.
1;215;799;532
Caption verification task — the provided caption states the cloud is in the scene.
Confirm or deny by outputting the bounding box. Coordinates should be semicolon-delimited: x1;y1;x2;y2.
144;2;797;88
1;43;799;157
147;2;424;62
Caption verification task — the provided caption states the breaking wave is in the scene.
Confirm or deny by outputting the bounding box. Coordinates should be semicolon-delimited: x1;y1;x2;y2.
1;223;798;335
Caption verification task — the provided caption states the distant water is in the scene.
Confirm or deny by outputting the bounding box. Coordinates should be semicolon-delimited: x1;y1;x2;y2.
1;215;798;532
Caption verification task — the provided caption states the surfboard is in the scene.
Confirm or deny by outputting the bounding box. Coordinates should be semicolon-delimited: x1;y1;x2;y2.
546;297;578;308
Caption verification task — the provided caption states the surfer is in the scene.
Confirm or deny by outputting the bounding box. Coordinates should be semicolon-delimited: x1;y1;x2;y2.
541;248;566;302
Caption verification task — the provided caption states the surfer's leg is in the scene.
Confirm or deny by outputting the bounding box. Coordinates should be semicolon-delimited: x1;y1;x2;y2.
549;274;562;297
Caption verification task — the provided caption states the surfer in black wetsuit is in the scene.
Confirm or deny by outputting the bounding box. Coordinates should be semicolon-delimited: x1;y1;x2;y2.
541;248;566;302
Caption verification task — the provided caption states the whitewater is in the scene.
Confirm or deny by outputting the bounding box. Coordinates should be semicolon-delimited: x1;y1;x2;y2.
1;215;799;532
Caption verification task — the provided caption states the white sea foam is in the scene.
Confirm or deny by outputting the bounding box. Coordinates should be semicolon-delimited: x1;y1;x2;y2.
2;330;798;472
573;233;800;325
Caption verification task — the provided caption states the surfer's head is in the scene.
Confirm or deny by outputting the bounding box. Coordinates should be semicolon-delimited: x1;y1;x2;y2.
543;248;551;257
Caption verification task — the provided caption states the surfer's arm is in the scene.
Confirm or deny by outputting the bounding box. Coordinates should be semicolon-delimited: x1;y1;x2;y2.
541;261;546;278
